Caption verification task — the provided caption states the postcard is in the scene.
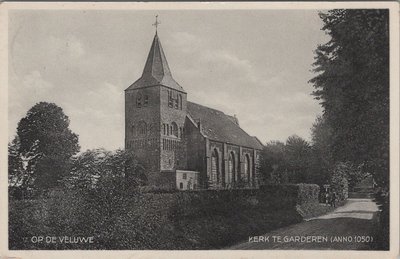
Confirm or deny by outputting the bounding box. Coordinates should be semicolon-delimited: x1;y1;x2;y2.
0;2;398;259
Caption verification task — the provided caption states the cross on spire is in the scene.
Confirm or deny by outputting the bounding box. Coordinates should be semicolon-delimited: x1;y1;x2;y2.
152;15;161;34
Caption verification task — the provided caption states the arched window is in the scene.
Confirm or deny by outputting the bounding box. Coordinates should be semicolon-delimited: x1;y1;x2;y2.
211;149;219;186
228;152;235;185
178;94;182;110
144;95;149;106
138;121;147;136
136;93;142;107
171;122;178;137
168;90;173;107
131;124;136;136
244;154;251;184
174;97;179;109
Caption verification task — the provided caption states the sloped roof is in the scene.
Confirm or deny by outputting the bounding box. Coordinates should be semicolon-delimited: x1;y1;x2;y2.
187;102;263;150
126;33;185;92
226;114;239;126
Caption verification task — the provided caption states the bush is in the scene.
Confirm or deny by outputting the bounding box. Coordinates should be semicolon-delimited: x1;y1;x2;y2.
259;183;320;207
297;183;320;204
331;162;350;201
9;184;322;250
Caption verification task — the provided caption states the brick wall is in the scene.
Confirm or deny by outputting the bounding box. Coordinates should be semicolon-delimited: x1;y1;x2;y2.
159;86;188;171
125;86;161;172
185;117;206;187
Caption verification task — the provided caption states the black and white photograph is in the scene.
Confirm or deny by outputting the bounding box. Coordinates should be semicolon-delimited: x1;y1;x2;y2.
1;2;399;258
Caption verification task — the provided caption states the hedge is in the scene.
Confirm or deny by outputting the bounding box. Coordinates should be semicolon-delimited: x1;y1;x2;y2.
9;183;321;250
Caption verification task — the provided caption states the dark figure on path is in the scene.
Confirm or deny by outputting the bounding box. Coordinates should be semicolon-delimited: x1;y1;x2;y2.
331;191;337;207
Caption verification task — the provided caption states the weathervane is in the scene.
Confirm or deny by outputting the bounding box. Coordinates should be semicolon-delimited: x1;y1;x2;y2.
153;15;161;34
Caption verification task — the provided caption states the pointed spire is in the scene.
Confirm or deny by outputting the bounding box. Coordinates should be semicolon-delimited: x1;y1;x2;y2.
142;33;172;81
126;32;185;92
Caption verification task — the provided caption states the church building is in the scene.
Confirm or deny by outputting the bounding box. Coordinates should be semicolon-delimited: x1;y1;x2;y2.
125;30;263;190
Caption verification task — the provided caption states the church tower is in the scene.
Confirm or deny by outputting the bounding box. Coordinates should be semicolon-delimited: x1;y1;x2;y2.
125;30;187;185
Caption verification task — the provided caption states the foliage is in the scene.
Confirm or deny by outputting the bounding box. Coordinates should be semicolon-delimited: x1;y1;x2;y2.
330;162;351;201
64;148;147;194
9;186;323;249
260;136;313;184
296;183;320;205
308;116;333;186
8;137;25;187
310;10;389;187
10;102;80;191
259;141;286;184
285;135;312;183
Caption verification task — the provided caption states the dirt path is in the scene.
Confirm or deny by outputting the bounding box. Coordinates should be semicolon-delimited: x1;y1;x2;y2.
230;198;380;250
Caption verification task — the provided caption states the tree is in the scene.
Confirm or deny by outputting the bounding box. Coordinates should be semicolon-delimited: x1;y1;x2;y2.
8;136;23;187
98;148;147;192
309;10;389;187
260;136;315;184
259;141;286;184
14;102;80;190
65;148;147;192
308;116;333;186
285;135;311;183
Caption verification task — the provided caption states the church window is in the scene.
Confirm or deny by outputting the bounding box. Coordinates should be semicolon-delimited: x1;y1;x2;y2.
174;97;179;109
167;124;169;135
131;125;135;136
138;121;147;136
183;173;187;180
179;182;183;189
178;94;182;110
144;95;149;106
136;93;142;107
171;122;178;137
148;123;153;134
179;127;182;138
168;91;173;107
243;154;251;184
211;149;219;185
228;152;235;185
163;124;166;135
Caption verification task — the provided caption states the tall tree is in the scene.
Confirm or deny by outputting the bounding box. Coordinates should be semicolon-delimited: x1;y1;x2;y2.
259;141;286;184
310;10;389;186
309;116;333;186
285;135;311;183
14;102;80;190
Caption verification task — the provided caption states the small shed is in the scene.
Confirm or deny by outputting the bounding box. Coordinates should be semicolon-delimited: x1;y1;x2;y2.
176;170;199;190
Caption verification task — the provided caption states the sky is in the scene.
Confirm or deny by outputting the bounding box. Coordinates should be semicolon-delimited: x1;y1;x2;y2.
8;9;330;151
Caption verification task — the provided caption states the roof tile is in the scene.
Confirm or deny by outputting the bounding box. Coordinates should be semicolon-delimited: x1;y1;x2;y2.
187;102;263;150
